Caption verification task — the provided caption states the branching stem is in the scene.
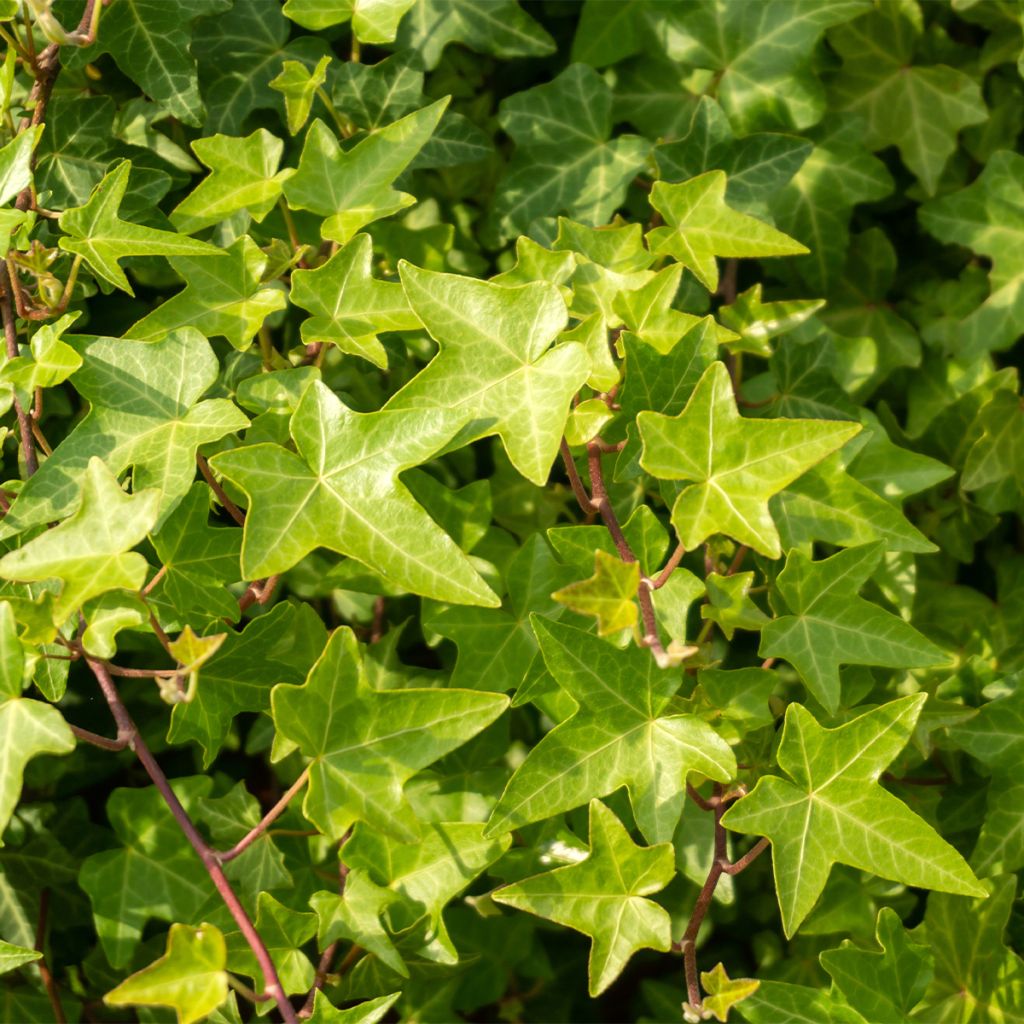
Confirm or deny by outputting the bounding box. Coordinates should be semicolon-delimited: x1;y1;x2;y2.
216;766;311;863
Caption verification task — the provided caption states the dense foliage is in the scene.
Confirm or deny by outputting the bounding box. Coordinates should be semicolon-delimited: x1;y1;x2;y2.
1;0;1023;1021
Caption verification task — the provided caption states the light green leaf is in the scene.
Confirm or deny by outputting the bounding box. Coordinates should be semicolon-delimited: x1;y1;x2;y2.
718;284;824;359
284;0;415;42
758;543;947;713
0;124;41;207
386;264;587;486
486;617;735;844
721;695;985;937
0;459;158;625
0;940;41;975
58;161;220;294
171;129;294;234
700;962;760;1022
283;101;447;243
307;991;402;1024
962;389;1024;492
492;799;674;997
270;56;331;135
647;174;808;292
289;233;420;367
211;380;497;604
271;627;508;840
0;312;82;407
105;923;228;1024
638;361;861;557
702;571;769;640
552;550;639;637
0;329;249;538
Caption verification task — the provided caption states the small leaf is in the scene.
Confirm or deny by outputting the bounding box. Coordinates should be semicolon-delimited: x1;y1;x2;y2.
0;939;41;975
700;962;760;1022
270;55;331;135
552;550;639;637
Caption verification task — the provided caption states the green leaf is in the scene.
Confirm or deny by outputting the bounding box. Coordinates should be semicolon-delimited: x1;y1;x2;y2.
0;459;158;625
271;627;508;840
647;174;808;292
492;799;674;997
105;923;228;1024
129;236;287;351
0;312;82;407
486;617;735;844
289;233;420;367
758;544;947;713
552;550;639;637
58;161;220;294
211;380;497;605
638;361;861;557
962;389;1024;492
284;0;414;42
819;907;933;1023
283;101;447;243
170;129;294;234
0;124;41;207
828;3;987;194
702;571;768;640
0;329;249;538
224;893;315;995
721;695;985;937
490;64;651;240
386;264;587;486
0;940;41;975
737;979;868;1023
718;284;824;359
270;56;331;135
307;991;402;1024
700;962;760;1023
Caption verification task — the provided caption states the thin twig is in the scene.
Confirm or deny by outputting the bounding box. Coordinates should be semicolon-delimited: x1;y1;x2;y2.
34;890;66;1024
559;439;596;513
725;545;748;576
648;543;686;591
721;838;769;876
197;454;246;526
69;724;130;751
686;783;714;813
216;766;311;863
0;265;38;475
85;657;300;1024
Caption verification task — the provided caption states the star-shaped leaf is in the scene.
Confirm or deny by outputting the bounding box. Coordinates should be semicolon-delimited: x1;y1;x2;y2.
308;992;401;1024
717;284;824;358
552;550;639;637
271;627;508;841
58;162;220;294
289;233;420;367
828;3;987;194
758;544;947;713
489;63;651;240
386;264;587;485
963;389;1024;493
486;617;735;844
171;128;294;233
638;361;861;557
702;572;769;640
721;695;985;937
492;800;674;997
270;55;331;135
211;381;496;605
105;923;228;1024
283;101;446;243
0;459;158;625
129;236;287;351
700;962;760;1023
0;312;82;408
819;907;933;1023
0;329;249;538
647;174;808;292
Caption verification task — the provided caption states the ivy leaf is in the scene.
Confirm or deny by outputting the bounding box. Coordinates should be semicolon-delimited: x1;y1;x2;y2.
702;571;768;640
0;312;82;407
492;800;674;997
130;236;287;351
58;162;220;294
386;265;587;486
394;0;555;70
72;0;230;127
0;329;249;539
210;381;497;605
283;101;447;243
738;979;868;1024
104;923;228;1024
0;940;40;975
0;124;40;207
758;543;947;713
283;0;415;41
819;907;933;1023
224;893;316;995
962;389;1024;493
828;3;987;194
647;174;808;292
717;284;824;359
170;129;294;234
307;991;401;1024
638;361;860;557
919;151;1024;359
271;627;508;841
721;695;986;937
0;459;158;625
552;550;639;637
270;56;332;135
489;64;651;240
289;233;420;367
486;617;736;844
700;962;760;1023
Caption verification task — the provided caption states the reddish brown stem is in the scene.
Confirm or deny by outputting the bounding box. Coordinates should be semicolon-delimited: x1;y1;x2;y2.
197;453;246;526
69;723;130;751
0;266;38;476
649;543;686;590
559;438;596;514
216;767;311;863
34;890;66;1024
725;545;748;576
721;838;769;875
85;657;299;1024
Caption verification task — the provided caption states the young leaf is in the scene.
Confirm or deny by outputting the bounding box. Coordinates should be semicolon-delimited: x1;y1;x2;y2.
552;550;639;637
699;962;760;1023
486;617;735;844
721;695;986;937
492;800;674;997
270;55;332;135
0;940;41;975
271;627;508;841
638;361;860;557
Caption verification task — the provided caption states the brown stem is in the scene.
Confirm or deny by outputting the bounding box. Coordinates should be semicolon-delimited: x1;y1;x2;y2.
0;266;38;476
216;767;311;863
68;723;130;751
369;595;386;644
298;942;338;1019
721;838;769;875
725;545;748;576
238;574;280;613
141;562;168;596
559;439;596;514
85;657;299;1024
34;890;66;1024
686;782;714;813
649;543;686;590
197;453;246;526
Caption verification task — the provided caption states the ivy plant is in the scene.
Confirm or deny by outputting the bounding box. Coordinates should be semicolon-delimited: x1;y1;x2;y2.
0;0;1022;1022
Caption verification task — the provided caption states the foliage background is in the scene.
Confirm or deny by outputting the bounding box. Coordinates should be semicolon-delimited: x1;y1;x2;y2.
1;0;1023;1022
